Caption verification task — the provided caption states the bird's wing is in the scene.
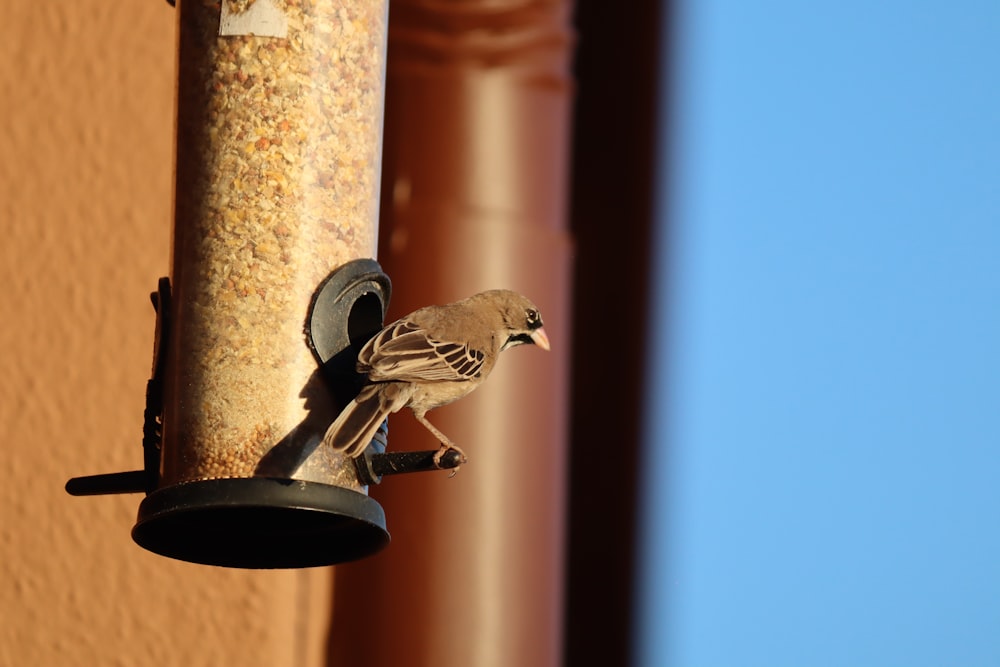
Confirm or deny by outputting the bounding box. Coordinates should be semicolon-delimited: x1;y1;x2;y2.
359;320;486;382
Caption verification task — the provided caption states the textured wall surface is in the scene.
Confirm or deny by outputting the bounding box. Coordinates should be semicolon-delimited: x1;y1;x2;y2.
0;2;330;665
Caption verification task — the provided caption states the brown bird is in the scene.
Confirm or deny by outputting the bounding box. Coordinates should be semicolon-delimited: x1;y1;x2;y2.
323;289;550;467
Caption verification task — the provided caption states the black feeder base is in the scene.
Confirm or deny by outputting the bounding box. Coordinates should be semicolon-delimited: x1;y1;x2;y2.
132;477;389;568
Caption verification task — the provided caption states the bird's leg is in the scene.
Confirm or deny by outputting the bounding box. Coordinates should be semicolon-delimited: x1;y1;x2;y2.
413;413;468;468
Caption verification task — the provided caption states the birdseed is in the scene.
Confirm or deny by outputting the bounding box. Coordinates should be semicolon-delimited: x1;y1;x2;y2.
161;0;387;491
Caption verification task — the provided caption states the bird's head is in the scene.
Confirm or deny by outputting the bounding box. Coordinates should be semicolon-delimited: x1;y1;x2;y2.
481;290;550;352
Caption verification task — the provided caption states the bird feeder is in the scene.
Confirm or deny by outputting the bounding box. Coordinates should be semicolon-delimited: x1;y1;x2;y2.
66;0;454;568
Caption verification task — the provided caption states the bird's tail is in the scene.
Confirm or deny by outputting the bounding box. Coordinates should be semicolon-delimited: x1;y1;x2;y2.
322;384;393;458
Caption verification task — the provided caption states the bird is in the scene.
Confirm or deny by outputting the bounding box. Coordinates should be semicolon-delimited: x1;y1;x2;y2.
322;289;550;468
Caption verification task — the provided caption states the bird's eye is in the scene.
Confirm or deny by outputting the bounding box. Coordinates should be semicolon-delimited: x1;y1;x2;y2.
525;309;539;325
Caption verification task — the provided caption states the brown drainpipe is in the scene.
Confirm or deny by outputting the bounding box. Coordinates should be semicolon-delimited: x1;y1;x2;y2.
329;1;574;666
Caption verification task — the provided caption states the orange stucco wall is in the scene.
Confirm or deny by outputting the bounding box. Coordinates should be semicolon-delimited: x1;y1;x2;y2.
0;2;332;664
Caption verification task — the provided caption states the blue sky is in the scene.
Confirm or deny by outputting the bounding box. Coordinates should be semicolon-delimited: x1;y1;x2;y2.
639;1;1000;665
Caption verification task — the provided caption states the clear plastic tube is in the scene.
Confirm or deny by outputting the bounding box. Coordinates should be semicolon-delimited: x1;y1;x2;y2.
162;0;387;489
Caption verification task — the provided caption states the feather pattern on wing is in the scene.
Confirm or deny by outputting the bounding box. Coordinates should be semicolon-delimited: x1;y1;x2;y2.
359;320;487;383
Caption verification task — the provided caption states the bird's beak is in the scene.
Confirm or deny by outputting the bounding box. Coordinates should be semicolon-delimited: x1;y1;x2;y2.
530;327;550;351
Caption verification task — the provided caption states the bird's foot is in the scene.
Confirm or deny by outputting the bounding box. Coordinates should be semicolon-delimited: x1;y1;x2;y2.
433;444;468;476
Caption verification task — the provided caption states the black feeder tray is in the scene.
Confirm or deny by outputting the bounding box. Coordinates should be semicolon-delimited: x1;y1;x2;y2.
130;476;389;568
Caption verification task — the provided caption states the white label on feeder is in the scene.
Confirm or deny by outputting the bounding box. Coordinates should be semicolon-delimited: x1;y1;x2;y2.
220;0;289;38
